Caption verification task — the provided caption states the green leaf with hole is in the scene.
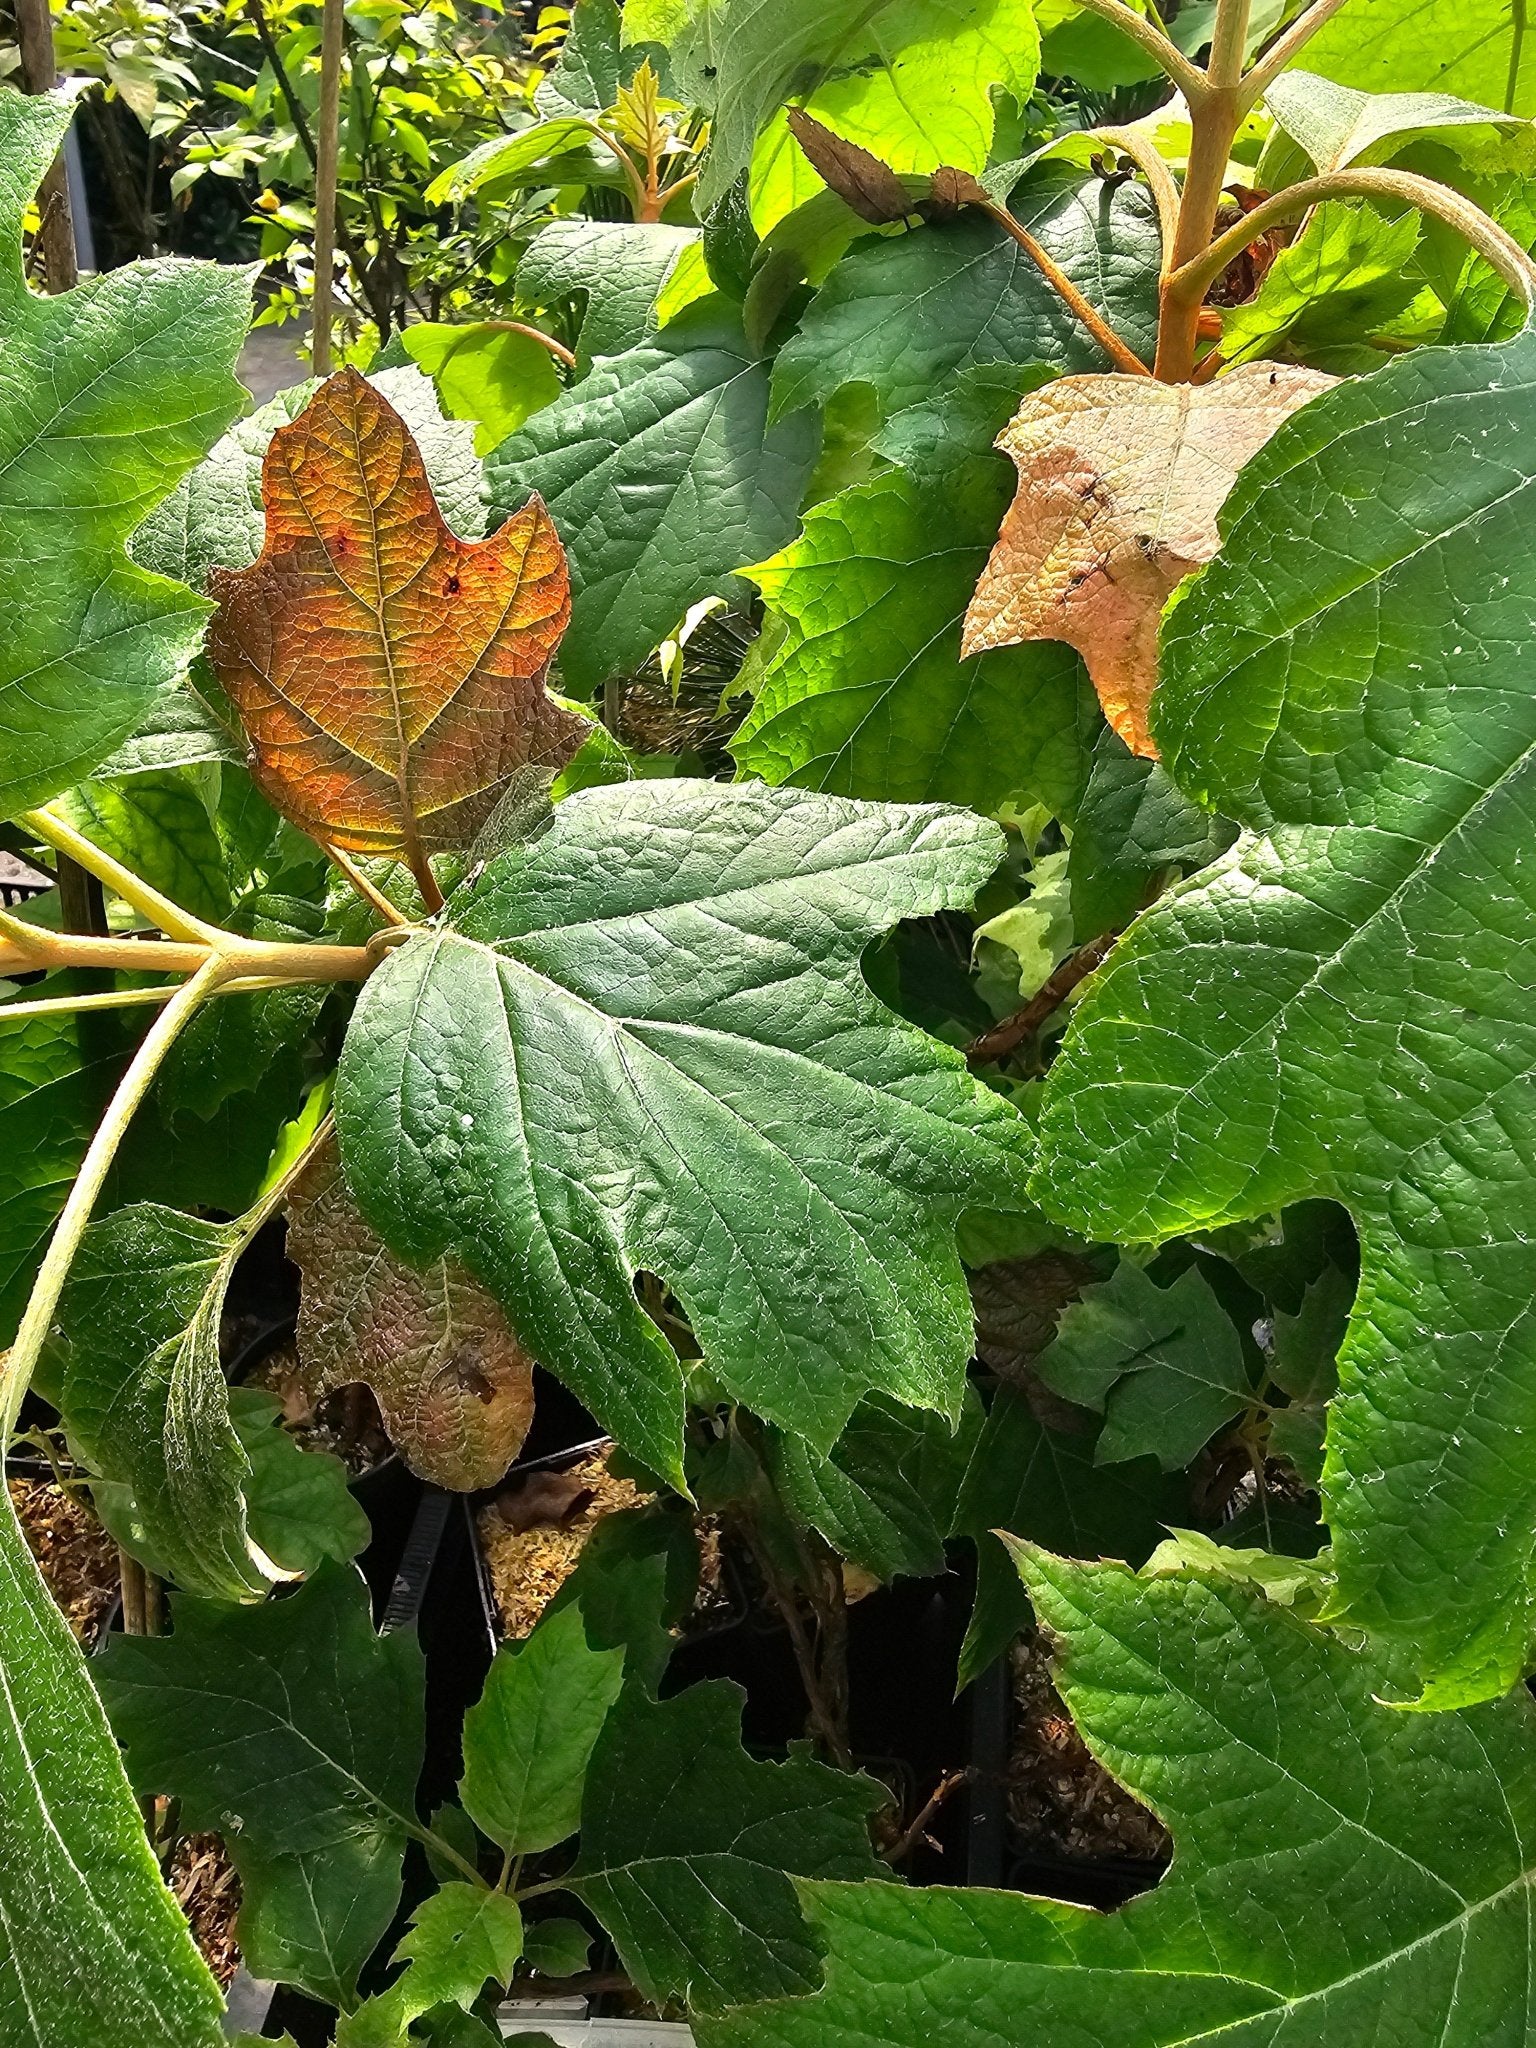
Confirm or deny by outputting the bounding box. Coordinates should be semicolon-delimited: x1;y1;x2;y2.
1035;327;1536;1706
0;92;249;816
571;1680;885;2012
703;1550;1536;2048
485;301;818;691
336;780;1028;1486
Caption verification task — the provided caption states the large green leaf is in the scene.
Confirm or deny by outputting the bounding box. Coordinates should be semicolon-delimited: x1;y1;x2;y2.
764;1389;980;1580
0;1495;226;2047
58;1205;273;1600
952;1385;1180;1686
55;767;230;923
704;1551;1536;2048
338;1887;524;2047
459;1602;626;1854
656;0;1037;212
335;779;1028;1484
517;218;700;366
100;1563;424;2011
99;1564;425;1856
1034;327;1536;1706
1034;1257;1254;1471
571;1680;884;2012
732;455;1088;815
1304;0;1536;115
0;93;249;816
0;985;129;1345
233;1835;404;2013
744;0;1040;232
484;301;819;691
770;169;1162;429
1262;68;1522;173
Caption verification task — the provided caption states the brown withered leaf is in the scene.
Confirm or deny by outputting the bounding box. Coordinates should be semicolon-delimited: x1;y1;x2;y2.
961;363;1335;756
786;108;913;224
287;1139;536;1490
207;367;586;859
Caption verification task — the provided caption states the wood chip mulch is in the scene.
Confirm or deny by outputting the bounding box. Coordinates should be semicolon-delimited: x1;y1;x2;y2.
479;1448;727;1640
9;1476;120;1647
168;1833;242;1989
1007;1628;1170;1864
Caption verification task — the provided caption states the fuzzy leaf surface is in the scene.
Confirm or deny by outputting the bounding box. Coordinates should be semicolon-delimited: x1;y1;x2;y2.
1035;328;1536;1704
707;1552;1536;2047
964;364;1334;756
1262;69;1521;174
288;1141;536;1490
335;779;1029;1484
233;1834;403;2013
208;368;583;857
485;302;819;692
1304;0;1536;115
0;93;248;816
770;171;1162;431
57;1205;270;1600
99;1565;424;1942
732;457;1087;816
0;1493;226;2046
571;1681;884;2012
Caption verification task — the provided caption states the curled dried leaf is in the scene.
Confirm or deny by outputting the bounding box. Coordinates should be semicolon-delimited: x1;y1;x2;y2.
926;165;992;216
287;1139;536;1490
962;363;1335;755
208;367;586;863
786;109;913;224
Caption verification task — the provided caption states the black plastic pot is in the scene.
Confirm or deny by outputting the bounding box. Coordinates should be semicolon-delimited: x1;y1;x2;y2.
966;1657;1168;1909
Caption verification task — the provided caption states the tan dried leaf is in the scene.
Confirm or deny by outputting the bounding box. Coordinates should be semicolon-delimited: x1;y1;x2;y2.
287;1140;536;1490
961;363;1336;756
787;109;913;224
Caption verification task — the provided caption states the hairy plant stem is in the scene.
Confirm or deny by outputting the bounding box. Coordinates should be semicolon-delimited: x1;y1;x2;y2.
979;197;1152;374
1155;0;1252;379
1068;0;1205;101
1171;166;1536;312
1239;0;1359;107
480;318;579;370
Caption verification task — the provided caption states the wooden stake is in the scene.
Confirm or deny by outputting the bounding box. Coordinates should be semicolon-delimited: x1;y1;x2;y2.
311;0;345;373
13;0;79;292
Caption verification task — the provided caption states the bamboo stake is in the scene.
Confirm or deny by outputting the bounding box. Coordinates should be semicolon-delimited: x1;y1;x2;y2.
311;0;345;371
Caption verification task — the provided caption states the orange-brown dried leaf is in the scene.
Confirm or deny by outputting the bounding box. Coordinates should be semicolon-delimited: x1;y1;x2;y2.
961;364;1335;756
207;367;586;857
287;1139;536;1490
787;109;913;224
